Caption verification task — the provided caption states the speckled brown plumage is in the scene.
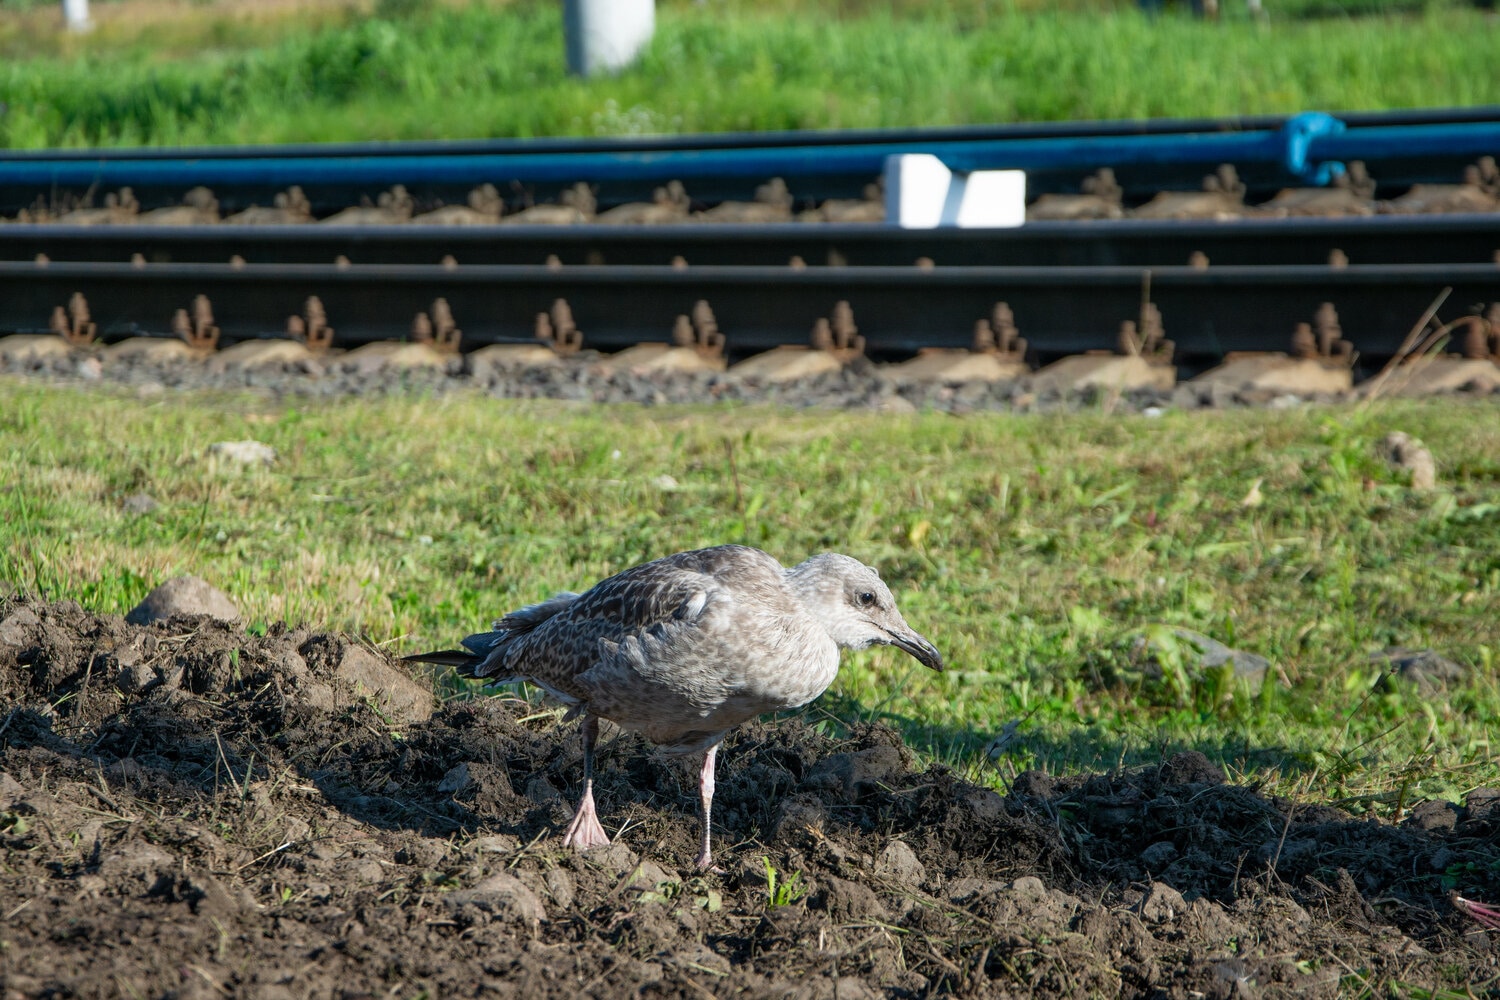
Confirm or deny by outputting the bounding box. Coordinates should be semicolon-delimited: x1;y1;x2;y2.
409;544;942;869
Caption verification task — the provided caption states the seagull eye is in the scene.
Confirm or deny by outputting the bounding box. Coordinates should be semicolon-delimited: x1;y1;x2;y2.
857;591;876;608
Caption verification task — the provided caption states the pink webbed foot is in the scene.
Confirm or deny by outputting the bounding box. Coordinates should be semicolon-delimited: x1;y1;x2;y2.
561;784;611;851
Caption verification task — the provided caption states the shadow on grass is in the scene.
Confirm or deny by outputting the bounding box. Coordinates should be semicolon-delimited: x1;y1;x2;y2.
808;688;1322;785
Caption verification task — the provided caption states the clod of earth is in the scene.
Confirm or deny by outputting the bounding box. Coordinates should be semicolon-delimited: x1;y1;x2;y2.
1;596;1497;997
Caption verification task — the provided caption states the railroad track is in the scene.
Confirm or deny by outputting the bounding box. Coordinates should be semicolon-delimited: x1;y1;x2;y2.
4;258;1497;373
3;110;1498;387
5;215;1499;269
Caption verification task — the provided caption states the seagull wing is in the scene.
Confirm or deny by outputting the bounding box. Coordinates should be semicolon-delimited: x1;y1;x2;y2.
509;547;792;735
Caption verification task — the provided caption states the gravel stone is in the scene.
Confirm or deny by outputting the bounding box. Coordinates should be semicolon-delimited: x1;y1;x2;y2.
122;492;159;514
1373;648;1466;694
11;346;1475;414
1380;431;1437;490
543;869;575;909
1137;882;1188;923
875;840;925;886
437;763;475;793
207;439;277;466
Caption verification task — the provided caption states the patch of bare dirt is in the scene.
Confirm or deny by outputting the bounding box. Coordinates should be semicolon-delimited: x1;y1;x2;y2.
1;597;1497;999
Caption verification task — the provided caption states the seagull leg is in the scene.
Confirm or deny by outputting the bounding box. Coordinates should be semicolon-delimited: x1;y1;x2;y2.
562;714;610;851
693;743;720;872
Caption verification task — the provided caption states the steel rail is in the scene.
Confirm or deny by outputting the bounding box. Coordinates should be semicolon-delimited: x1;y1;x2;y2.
4;260;1495;370
5;215;1498;269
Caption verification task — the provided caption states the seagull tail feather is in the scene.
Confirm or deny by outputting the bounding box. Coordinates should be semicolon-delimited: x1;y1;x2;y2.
405;592;579;681
402;647;523;684
402;649;482;671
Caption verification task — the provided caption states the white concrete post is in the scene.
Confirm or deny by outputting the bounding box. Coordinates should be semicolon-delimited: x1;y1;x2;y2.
63;0;91;32
563;0;654;77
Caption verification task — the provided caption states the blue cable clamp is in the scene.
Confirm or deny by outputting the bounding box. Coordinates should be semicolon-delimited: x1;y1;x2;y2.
1280;111;1346;185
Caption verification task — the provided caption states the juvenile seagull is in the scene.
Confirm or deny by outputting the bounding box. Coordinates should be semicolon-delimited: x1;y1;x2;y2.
407;545;942;870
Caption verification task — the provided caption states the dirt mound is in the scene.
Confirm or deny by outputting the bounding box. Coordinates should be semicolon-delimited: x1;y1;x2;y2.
1;596;1496;998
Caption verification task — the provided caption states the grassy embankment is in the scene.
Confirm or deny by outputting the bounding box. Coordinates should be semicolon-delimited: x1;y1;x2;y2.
2;380;1497;813
1;0;1497;148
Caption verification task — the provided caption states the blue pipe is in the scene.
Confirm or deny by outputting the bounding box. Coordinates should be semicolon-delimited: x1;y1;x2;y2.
0;113;1494;190
4;105;1496;162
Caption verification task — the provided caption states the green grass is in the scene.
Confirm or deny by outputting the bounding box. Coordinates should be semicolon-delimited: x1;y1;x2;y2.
1;0;1497;148
2;380;1498;813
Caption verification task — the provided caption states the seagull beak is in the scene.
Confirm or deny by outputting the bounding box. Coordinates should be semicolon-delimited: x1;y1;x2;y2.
887;626;943;672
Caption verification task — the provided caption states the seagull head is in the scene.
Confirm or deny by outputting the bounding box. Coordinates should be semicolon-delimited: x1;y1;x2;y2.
787;553;943;671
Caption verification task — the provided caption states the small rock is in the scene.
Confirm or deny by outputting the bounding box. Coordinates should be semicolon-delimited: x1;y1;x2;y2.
122;493;159;514
1136;881;1187;923
269;648;309;678
115;662;158;694
75;355;103;381
0;771;25;807
126;575;240;625
394;839;448;868
442;872;546;926
1380;431;1436;490
651;474;679;490
873;394;917;414
466;834;518;855
1140;841;1180;869
588;842;639;875
437;763;475;794
1009;875;1047;899
525;776;565;806
544;868;575;909
206;440;277;466
1372;648;1466;694
875;840;925;887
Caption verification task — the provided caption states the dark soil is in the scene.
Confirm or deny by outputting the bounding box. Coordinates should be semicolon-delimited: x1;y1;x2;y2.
2;597;1497;999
